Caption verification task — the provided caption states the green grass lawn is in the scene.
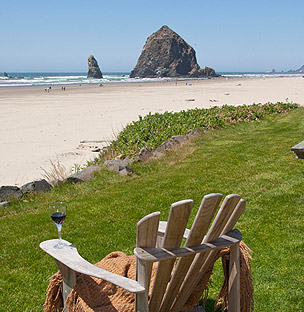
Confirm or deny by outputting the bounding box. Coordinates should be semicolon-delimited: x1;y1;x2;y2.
1;108;303;311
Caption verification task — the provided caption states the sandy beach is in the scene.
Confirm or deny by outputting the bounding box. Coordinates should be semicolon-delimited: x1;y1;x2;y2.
0;76;303;186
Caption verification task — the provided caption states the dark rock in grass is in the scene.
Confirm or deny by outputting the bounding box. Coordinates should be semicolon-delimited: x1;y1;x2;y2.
21;179;52;194
103;159;134;173
87;55;103;79
171;135;187;144
153;151;165;158
0;201;9;208
154;141;175;154
103;159;135;176
137;147;153;162
152;132;202;158
67;165;102;183
103;160;120;172
0;186;22;201
187;129;200;137
119;166;135;176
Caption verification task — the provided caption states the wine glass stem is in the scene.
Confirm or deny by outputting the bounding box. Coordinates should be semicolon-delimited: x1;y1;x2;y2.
56;224;62;242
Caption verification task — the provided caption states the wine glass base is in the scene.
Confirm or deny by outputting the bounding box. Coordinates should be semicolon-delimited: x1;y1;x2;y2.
53;242;68;249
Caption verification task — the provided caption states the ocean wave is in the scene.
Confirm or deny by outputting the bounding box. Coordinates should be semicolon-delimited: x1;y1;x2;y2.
1;72;303;88
0;83;34;87
43;75;87;79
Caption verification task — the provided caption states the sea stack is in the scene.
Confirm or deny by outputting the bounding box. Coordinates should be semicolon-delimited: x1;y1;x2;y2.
87;55;103;78
130;25;218;78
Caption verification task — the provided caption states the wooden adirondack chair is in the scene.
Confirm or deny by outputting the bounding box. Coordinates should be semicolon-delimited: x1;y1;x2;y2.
40;193;245;312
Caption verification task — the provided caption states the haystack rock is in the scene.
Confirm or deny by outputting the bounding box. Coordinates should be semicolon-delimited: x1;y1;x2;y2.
87;55;103;78
130;25;218;78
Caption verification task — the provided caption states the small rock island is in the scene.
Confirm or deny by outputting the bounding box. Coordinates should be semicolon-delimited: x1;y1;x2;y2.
87;55;103;78
130;25;218;78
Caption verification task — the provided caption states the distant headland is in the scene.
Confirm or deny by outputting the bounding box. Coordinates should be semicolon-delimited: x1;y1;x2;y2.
288;65;304;73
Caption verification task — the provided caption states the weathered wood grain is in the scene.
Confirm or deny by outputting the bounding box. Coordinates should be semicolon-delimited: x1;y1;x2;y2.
149;200;193;312
40;240;145;293
136;212;160;311
134;229;242;262
171;194;241;312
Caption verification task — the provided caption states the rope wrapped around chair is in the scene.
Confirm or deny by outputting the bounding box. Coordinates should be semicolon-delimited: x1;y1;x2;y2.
43;241;253;312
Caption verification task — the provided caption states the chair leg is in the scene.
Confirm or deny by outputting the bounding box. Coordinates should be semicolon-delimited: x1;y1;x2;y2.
135;259;149;312
228;243;240;312
55;260;76;312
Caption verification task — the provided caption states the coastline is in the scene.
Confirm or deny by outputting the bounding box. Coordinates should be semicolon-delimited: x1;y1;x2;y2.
1;76;303;186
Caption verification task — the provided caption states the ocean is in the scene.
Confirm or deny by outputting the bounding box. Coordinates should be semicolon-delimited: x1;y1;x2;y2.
0;71;303;88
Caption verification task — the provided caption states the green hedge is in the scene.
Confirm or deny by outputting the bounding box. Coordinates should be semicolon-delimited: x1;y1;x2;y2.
103;102;299;158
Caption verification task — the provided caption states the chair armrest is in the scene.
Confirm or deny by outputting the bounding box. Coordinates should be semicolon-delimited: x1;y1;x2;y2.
40;239;145;294
135;229;242;262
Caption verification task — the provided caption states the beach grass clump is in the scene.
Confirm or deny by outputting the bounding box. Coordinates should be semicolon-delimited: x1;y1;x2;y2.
103;102;298;158
41;159;72;186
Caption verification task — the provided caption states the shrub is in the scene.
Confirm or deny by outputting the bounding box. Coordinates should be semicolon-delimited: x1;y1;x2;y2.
98;102;299;159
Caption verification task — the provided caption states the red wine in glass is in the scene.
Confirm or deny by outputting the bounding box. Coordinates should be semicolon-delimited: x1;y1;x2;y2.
51;212;66;224
49;202;67;249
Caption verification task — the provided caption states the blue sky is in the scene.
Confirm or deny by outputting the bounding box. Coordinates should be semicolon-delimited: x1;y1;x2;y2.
0;0;303;72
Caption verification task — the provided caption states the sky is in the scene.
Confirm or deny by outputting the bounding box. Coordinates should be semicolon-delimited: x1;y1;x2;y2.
0;0;303;73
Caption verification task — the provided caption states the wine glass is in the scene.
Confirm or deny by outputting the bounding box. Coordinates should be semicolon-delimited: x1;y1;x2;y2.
49;201;67;249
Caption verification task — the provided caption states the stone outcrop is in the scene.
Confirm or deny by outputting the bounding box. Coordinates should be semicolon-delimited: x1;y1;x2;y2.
87;55;103;78
103;159;135;176
21;179;52;194
0;186;22;201
67;165;102;183
130;25;218;78
0;179;53;203
137;147;154;162
136;132;200;161
189;66;218;78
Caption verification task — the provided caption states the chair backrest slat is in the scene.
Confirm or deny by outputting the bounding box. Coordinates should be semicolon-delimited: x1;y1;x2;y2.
136;212;160;301
135;194;245;312
159;193;222;312
197;199;246;280
136;211;160;248
170;194;242;312
148;200;193;312
222;199;246;235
